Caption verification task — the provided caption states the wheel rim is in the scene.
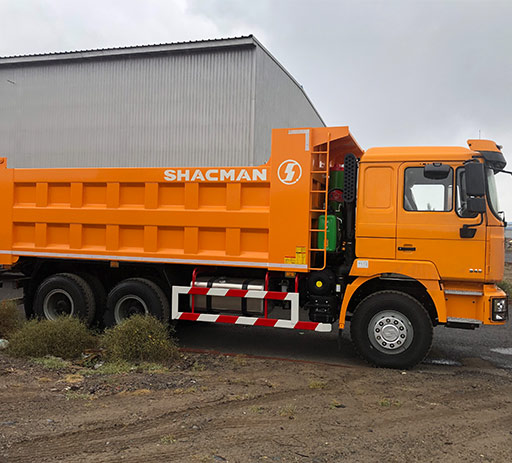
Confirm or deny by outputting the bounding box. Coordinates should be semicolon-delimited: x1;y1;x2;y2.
114;295;148;324
368;310;414;355
43;289;74;320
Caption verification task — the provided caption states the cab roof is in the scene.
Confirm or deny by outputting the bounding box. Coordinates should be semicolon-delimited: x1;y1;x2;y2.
362;145;475;163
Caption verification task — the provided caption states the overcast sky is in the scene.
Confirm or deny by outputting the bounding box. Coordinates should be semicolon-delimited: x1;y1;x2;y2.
1;0;511;217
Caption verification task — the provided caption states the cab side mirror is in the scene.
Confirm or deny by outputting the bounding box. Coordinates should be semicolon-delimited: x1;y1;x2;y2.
467;197;486;214
465;162;485;197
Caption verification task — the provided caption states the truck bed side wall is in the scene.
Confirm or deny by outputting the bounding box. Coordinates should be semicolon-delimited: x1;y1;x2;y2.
0;128;360;272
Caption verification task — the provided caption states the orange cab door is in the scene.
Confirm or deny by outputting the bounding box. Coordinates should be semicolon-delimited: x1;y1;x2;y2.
396;162;486;282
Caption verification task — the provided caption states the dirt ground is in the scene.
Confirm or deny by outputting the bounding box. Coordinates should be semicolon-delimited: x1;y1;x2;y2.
1;350;512;463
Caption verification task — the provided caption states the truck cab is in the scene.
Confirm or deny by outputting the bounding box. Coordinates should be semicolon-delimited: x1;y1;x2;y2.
338;139;508;367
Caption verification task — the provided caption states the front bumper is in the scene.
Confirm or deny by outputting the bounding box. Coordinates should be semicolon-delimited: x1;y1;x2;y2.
444;283;508;326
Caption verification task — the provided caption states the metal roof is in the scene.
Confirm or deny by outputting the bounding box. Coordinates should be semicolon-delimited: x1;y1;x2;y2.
0;35;324;125
0;35;256;65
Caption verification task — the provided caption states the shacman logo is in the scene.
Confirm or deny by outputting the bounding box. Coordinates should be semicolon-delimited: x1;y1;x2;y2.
164;168;267;182
278;160;302;185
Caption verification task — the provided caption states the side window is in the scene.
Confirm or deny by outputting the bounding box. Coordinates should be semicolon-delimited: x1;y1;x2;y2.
404;167;453;212
456;167;478;218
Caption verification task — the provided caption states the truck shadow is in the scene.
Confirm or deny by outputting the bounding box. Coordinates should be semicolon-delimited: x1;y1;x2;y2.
174;321;365;367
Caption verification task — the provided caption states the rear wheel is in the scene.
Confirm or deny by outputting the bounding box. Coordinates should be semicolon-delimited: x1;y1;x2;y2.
350;290;433;369
33;273;96;325
104;278;170;327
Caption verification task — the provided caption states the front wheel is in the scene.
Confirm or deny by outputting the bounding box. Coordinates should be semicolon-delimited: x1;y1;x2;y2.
350;291;433;369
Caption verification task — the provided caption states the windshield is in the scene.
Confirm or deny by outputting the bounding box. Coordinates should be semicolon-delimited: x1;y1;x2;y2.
486;167;502;220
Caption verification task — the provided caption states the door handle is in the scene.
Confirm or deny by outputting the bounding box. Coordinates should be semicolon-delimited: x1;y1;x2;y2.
398;246;416;251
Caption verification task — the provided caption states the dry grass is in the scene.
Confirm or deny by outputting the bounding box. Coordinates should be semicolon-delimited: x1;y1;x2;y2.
278;404;297;419
31;356;72;370
308;380;327;389
160;434;177;445
0;300;25;338
379;398;402;407
7;317;96;359
102;315;178;363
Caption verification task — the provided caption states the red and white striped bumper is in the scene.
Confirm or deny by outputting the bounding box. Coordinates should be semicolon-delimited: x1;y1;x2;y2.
171;286;332;333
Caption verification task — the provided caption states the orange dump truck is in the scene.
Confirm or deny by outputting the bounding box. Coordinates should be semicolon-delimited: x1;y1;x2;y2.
0;126;508;368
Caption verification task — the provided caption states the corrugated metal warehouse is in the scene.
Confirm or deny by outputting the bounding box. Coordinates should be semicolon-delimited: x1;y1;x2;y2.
0;35;324;168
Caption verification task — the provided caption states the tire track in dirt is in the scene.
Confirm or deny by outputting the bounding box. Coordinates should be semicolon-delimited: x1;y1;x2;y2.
4;380;342;461
9;378;512;462
3;355;512;463
107;396;512;463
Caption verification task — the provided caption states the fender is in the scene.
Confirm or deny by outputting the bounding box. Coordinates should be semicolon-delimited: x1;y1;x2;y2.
338;259;447;329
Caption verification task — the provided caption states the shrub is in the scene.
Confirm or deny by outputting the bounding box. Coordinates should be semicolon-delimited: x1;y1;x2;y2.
102;315;178;363
0;299;25;338
7;317;96;359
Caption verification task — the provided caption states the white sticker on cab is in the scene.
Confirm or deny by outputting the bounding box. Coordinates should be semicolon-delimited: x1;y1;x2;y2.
357;260;369;269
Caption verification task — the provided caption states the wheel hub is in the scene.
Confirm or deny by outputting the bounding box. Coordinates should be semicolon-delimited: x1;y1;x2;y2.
43;289;74;320
114;295;149;324
368;310;413;354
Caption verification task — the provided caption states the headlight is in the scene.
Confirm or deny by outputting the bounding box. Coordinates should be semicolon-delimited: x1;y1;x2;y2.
492;298;508;321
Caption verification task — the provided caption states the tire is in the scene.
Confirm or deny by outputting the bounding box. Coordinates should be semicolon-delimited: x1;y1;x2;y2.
77;273;107;326
350;290;433;369
104;278;170;327
33;273;96;325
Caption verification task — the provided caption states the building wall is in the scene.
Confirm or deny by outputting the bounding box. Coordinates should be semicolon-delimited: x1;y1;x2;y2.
253;46;325;165
0;40;324;169
0;48;255;168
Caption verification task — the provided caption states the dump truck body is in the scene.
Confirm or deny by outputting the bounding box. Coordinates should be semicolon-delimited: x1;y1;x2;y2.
0;127;361;272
